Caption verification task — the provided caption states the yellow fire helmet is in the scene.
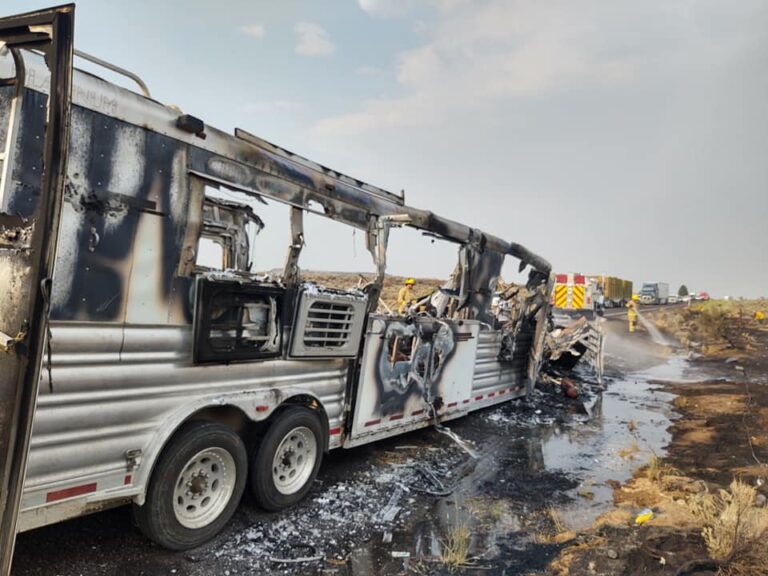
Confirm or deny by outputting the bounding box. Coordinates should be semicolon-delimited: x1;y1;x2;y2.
632;293;640;301
405;278;416;285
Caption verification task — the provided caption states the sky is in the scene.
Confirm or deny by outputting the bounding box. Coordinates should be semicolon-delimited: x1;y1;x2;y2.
5;0;768;297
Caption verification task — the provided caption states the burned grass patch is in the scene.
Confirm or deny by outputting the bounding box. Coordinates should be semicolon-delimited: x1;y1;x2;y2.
663;379;768;487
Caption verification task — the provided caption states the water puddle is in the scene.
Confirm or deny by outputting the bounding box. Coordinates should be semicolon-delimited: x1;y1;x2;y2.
345;352;717;574
542;370;676;530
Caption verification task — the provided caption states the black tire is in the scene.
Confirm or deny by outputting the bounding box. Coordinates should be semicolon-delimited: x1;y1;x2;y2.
250;407;324;512
133;422;247;550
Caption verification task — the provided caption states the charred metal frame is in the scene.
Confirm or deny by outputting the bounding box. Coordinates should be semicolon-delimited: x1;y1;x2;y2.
0;4;555;553
193;278;285;364
198;196;263;272
0;5;74;573
209;128;552;303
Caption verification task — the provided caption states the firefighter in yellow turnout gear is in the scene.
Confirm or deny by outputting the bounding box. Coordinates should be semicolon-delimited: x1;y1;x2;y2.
397;278;416;314
626;299;639;333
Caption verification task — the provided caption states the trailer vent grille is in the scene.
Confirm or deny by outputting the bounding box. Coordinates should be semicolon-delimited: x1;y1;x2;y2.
290;288;367;357
303;302;354;348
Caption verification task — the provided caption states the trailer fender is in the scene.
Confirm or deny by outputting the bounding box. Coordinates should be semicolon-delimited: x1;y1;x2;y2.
130;388;328;506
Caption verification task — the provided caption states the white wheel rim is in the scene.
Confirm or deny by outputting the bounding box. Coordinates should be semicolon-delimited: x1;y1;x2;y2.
172;447;237;529
272;426;317;495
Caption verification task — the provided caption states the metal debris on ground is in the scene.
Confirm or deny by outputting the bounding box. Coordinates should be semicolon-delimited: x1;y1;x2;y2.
545;316;605;384
379;486;403;522
268;543;323;564
207;442;470;574
408;464;455;497
391;551;410;558
427;402;479;459
432;421;479;459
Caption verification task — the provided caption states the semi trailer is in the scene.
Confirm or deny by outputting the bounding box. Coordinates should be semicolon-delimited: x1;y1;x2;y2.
0;5;553;570
585;275;632;308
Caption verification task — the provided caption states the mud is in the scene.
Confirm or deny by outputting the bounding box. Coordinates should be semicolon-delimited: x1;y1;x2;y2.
11;317;694;576
548;309;768;576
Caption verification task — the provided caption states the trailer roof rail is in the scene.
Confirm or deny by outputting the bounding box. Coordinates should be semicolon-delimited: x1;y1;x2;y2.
74;48;150;98
234;127;406;207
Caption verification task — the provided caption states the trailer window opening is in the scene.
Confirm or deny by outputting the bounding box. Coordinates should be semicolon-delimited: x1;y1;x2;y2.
207;294;276;351
192;182;271;274
196;236;227;270
243;198;292;276
383;226;460;317
388;334;415;365
193;280;284;363
0;44;16;82
195;186;264;273
299;211;377;283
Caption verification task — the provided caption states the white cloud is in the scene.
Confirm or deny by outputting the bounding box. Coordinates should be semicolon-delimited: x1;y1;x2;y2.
238;24;265;39
357;0;467;18
294;22;335;56
316;1;633;136
355;65;384;76
357;0;416;17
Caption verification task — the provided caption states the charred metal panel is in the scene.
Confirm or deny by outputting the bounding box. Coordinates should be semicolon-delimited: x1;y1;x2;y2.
0;85;13;189
461;245;505;324
0;85;11;147
2;89;46;216
527;274;555;392
0;7;75;572
18;321;349;530
472;329;529;398
184;143;551;285
52;108;190;324
494;270;551;394
349;316;479;441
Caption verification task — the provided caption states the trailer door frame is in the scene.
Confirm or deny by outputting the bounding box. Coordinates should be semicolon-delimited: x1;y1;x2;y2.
0;6;74;574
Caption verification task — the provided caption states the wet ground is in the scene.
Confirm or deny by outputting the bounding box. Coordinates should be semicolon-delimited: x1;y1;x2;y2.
12;317;695;576
552;312;768;576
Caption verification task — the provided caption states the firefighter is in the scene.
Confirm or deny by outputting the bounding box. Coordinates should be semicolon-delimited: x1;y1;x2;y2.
397;278;416;314
627;298;639;333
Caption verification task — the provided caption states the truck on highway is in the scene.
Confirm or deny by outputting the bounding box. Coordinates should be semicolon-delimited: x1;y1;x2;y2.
638;282;670;305
586;275;632;308
0;6;553;569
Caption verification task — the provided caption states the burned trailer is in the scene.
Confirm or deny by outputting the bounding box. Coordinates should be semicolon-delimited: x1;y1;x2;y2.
0;5;552;557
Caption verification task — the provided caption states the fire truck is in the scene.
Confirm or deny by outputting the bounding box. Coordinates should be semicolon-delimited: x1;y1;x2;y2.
552;273;594;316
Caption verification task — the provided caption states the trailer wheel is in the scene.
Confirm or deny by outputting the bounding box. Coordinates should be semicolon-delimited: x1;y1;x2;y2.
250;407;324;511
133;422;247;550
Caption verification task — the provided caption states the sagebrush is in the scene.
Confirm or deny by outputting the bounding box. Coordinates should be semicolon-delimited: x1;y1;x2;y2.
686;479;768;564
